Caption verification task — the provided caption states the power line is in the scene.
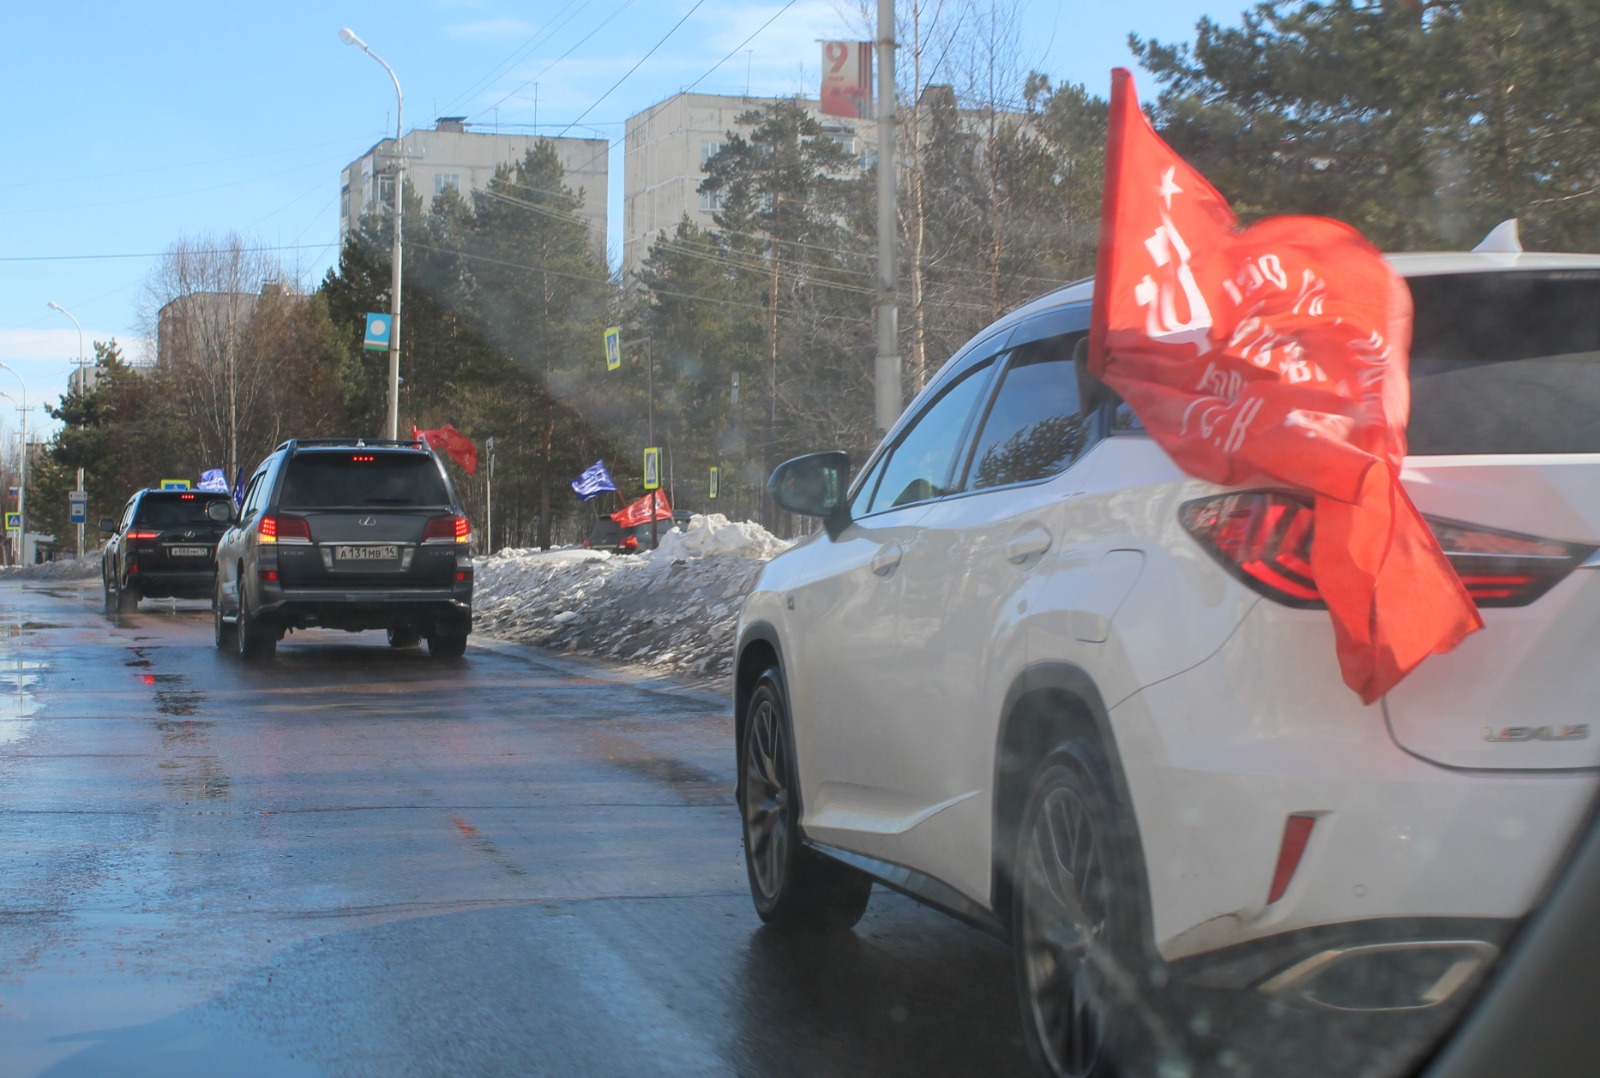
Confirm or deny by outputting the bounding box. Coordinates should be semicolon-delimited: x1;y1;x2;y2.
0;243;336;264
473;0;644;122
440;0;592;116
554;0;709;139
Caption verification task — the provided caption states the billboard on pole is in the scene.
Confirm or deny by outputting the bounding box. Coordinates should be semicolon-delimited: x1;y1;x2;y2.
821;42;872;119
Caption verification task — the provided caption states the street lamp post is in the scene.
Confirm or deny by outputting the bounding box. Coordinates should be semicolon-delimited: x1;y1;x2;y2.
47;300;87;558
339;26;405;441
0;372;27;566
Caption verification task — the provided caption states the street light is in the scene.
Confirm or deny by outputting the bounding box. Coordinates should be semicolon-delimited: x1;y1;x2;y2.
339;26;405;441
0;367;28;565
47;300;87;557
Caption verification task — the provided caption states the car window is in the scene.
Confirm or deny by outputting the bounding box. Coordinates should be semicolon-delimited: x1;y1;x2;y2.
961;333;1090;491
281;453;450;509
854;358;997;516
1407;271;1600;455
133;494;234;527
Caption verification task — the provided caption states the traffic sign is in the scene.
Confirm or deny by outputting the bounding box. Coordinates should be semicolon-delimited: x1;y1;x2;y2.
69;492;87;525
643;447;661;490
159;478;191;491
708;466;719;500
603;327;622;371
363;312;394;351
4;512;18;533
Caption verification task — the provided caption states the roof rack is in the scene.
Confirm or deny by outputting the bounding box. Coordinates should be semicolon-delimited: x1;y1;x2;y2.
273;438;427;452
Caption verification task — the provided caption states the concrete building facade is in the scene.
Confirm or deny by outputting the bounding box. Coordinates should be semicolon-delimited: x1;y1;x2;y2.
340;118;609;259
622;93;877;277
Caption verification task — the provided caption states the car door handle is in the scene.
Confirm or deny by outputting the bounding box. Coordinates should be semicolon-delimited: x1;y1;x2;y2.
871;543;904;577
1005;526;1053;565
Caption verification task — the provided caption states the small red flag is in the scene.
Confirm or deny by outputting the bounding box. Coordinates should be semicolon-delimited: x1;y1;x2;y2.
412;423;479;475
1089;69;1481;702
611;491;672;529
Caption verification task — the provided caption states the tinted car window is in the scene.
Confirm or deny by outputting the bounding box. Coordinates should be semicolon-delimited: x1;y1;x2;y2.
1408;272;1600;455
281;454;450;508
963;333;1088;490
857;358;995;515
133;494;233;527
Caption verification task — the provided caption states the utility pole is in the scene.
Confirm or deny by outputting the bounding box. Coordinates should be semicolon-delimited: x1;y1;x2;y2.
874;0;900;433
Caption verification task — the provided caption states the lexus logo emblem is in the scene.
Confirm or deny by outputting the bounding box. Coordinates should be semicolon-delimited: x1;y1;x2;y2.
184;530;196;540
359;516;377;527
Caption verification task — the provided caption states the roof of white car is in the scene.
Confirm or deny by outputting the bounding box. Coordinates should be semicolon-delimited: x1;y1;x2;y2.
1004;249;1600;329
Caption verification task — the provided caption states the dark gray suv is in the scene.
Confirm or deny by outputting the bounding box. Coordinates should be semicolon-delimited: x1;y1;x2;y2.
213;439;474;660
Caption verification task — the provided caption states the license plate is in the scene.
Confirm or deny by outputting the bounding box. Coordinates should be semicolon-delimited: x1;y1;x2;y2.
335;545;399;561
169;546;209;558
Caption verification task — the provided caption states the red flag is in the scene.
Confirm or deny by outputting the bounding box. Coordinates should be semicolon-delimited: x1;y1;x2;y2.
412;423;478;475
610;491;672;529
1090;68;1480;702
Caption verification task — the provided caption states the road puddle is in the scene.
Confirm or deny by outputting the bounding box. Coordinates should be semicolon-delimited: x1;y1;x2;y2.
0;628;44;746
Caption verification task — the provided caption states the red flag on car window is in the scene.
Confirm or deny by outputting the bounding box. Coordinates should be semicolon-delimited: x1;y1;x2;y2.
611;491;672;529
1088;68;1481;703
412;424;479;475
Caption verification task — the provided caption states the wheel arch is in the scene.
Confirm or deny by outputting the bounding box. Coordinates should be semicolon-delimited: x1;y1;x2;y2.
733;622;786;796
991;662;1151;939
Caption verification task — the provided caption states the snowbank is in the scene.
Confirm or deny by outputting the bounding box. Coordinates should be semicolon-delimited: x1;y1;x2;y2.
0;557;99;581
473;514;795;681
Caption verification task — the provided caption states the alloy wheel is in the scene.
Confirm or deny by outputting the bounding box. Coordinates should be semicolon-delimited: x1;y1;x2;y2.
742;693;790;902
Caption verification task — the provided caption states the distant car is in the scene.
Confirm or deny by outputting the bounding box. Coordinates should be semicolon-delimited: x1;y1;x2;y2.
212;438;474;660
734;250;1600;1076
100;488;236;612
582;515;678;553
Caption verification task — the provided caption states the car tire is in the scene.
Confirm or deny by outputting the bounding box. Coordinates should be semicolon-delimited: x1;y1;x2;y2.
426;631;468;659
234;583;276;661
387;627;422;649
213;576;236;650
102;567;116;613
739;666;872;932
116;577;140;613
1012;741;1165;1078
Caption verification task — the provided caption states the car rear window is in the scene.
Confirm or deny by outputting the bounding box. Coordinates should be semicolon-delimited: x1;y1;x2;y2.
1407;271;1600;455
281;453;450;508
133;494;232;526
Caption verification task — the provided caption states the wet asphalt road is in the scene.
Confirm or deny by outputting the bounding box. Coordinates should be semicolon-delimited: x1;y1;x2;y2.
0;577;1031;1077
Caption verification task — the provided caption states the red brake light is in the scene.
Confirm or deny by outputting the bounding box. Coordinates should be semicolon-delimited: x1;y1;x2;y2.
1180;492;1321;606
258;514;310;543
621;535;639;551
181;493;195;500
1268;814;1317;905
351;455;375;462
126;530;161;541
1180;493;1594;610
423;515;471;543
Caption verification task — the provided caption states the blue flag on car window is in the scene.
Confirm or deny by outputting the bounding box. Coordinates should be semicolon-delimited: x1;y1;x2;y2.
231;468;246;509
198;468;229;493
571;460;618;501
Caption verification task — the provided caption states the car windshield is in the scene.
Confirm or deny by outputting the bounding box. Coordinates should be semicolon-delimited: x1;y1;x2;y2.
1409;271;1600;455
281;454;450;508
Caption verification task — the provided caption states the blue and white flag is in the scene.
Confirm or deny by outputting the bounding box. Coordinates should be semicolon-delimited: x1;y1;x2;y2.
570;460;617;501
197;468;229;493
231;468;246;509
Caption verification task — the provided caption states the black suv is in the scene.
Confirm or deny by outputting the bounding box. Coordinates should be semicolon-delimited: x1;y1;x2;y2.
100;488;236;612
213;439;474;660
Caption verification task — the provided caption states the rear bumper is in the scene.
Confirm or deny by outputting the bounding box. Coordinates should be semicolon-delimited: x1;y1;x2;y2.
257;584;473;634
127;569;215;599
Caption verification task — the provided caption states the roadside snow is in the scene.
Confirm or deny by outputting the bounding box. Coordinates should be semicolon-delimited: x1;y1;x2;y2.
473;514;794;682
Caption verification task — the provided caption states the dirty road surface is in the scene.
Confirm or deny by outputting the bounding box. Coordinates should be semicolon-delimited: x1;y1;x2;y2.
0;578;1029;1076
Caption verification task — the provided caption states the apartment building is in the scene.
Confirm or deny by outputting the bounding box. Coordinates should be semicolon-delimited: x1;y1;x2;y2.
339;118;609;260
622;92;878;278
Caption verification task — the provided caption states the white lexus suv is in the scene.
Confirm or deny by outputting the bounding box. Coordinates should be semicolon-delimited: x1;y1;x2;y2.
734;250;1600;1076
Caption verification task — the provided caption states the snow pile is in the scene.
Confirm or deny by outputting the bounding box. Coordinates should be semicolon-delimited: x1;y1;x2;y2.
0;557;99;581
473;514;796;681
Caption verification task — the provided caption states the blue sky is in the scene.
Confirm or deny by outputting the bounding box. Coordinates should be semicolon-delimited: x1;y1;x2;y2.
0;0;1227;427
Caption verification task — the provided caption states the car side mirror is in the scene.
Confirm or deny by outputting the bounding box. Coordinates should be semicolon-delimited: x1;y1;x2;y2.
768;451;852;540
206;501;235;524
98;518;116;534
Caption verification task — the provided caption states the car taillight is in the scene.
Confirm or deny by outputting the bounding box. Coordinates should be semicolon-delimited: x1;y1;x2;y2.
1428;517;1595;607
621;535;639;552
1180;492;1320;607
1180;492;1596;609
423;515;471;543
258;514;310;544
1267;814;1317;905
126;530;161;541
